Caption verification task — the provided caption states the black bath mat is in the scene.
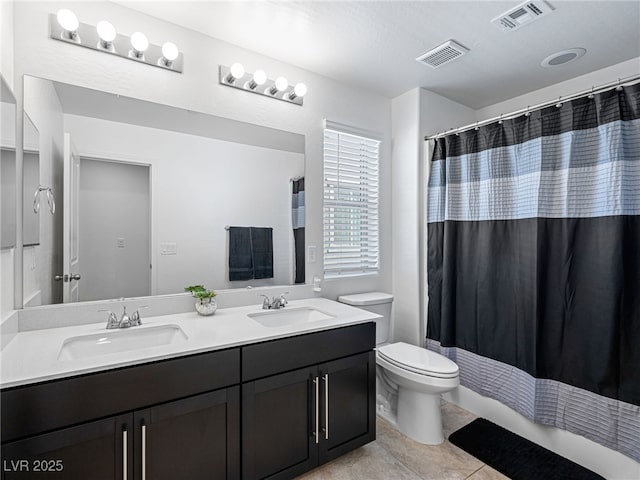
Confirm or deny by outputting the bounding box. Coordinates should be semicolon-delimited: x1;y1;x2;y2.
448;418;605;480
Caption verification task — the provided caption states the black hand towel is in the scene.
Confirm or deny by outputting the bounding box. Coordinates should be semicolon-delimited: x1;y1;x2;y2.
228;227;254;281
250;227;273;279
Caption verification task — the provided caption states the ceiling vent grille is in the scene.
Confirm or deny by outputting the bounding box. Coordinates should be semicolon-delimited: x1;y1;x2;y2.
491;0;554;32
416;40;469;68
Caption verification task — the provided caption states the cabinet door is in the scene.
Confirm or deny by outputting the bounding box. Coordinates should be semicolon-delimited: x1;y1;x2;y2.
242;366;319;480
1;414;132;480
133;387;240;480
319;351;376;464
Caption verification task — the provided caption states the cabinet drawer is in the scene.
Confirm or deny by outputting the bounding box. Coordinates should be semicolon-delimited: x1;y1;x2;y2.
1;347;240;443
242;323;375;382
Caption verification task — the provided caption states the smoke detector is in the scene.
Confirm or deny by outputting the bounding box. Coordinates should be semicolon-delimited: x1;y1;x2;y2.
416;40;469;69
491;0;554;32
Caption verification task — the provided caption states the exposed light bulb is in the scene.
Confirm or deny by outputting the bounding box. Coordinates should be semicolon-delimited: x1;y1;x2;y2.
293;82;307;97
253;70;267;86
230;63;245;79
275;76;288;92
57;9;79;33
130;32;149;57
161;42;179;61
96;20;116;42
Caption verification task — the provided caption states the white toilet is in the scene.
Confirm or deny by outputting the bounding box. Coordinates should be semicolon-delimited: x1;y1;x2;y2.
338;292;459;445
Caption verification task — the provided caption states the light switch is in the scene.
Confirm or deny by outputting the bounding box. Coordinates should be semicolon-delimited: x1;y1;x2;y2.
117;237;125;248
160;242;177;255
307;245;317;263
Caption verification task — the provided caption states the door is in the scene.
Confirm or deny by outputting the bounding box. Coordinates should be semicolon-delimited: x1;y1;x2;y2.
318;351;376;464
1;414;132;480
242;366;319;480
133;387;240;480
61;133;80;302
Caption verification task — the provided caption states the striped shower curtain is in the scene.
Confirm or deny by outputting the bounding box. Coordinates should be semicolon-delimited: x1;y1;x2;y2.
426;83;640;461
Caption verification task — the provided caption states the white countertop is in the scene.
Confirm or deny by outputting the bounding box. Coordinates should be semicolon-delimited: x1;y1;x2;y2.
0;298;379;389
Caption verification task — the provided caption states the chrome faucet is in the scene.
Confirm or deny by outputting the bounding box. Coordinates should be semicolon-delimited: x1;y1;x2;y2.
260;293;289;310
100;305;148;329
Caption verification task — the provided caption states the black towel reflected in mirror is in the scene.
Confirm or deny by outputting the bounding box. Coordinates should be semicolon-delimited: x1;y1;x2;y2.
228;226;273;281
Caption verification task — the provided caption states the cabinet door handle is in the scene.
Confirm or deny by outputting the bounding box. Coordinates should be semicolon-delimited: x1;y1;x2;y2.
323;373;329;440
122;429;128;480
313;376;319;444
142;424;147;480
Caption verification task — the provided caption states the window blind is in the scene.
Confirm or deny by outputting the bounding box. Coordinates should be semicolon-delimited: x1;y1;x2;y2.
323;127;380;278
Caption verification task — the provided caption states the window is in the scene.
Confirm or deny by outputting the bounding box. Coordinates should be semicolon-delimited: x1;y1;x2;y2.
323;125;380;278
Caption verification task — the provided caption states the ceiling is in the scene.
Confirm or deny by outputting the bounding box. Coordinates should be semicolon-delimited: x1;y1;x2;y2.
115;1;640;109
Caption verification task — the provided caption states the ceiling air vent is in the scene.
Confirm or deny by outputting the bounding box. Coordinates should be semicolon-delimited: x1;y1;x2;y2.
416;40;469;69
491;0;554;32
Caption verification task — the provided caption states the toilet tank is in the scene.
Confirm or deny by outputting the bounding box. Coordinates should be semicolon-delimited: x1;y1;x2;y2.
338;292;394;345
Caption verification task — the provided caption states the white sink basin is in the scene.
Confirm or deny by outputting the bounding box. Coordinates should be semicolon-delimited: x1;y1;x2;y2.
58;324;188;361
248;307;334;328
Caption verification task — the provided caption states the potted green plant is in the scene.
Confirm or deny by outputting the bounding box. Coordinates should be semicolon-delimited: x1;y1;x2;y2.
185;285;217;316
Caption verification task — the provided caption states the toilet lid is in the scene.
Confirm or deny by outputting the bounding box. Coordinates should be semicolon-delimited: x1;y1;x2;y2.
377;342;459;378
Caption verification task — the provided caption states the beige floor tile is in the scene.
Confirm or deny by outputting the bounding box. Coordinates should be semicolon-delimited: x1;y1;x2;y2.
298;441;423;480
466;465;510;480
441;401;477;438
376;417;484;480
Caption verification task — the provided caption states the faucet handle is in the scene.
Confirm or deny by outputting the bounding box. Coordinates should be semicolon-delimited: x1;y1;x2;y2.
130;305;149;326
99;309;119;329
259;294;271;310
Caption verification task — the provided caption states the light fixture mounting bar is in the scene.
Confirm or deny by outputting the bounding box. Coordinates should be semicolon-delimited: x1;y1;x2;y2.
49;14;183;73
218;66;303;106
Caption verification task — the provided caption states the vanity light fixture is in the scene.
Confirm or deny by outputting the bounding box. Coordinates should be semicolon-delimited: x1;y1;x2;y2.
129;32;149;60
49;11;183;73
219;64;306;105
96;21;116;52
247;70;267;90
159;42;179;67
225;63;245;84
56;9;80;42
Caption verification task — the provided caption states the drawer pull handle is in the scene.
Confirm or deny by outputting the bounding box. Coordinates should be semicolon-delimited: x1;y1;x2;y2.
122;429;128;480
313;376;319;444
324;373;329;440
142;423;147;480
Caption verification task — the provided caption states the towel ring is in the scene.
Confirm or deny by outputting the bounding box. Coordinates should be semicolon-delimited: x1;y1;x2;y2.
33;185;55;215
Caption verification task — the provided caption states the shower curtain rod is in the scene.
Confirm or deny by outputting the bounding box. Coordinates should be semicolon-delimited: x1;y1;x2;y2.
425;73;640;140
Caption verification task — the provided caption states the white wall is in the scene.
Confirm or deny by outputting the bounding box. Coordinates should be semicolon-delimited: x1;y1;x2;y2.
391;88;475;346
0;0;15;320
78;158;150;301
22;75;64;306
11;1;392;307
65;114;303;295
476;57;640;121
0;0;14;89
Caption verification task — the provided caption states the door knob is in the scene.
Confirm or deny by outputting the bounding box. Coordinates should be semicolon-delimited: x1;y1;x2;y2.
54;274;81;282
69;274;81;281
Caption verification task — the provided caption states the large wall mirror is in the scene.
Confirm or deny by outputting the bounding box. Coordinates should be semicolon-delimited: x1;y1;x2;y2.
23;75;306;307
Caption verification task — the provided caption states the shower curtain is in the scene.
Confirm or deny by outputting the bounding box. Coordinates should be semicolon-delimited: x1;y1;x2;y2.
426;83;640;461
292;177;305;284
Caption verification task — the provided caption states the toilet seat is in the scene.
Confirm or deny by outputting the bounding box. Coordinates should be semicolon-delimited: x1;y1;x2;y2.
377;342;459;379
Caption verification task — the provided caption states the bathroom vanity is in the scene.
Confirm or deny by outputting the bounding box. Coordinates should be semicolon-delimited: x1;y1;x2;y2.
0;299;377;480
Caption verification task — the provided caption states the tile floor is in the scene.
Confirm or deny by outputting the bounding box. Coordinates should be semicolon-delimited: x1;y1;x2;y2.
298;402;509;480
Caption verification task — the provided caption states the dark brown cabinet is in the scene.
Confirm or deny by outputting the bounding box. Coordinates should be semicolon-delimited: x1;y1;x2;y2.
2;414;132;480
1;322;376;480
241;324;376;480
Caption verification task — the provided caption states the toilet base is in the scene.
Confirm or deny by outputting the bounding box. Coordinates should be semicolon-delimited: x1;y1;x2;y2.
397;386;444;445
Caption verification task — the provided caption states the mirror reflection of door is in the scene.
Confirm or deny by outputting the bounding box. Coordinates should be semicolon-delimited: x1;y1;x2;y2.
77;154;151;302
